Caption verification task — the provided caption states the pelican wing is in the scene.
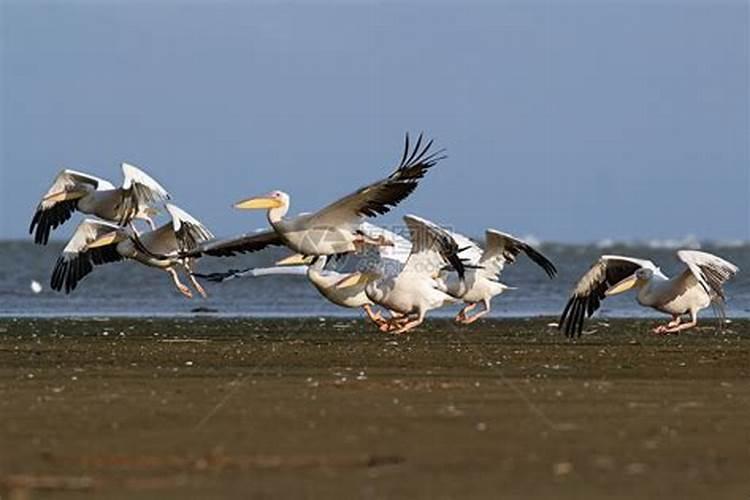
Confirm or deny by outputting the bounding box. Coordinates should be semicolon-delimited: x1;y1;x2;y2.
117;163;171;225
307;133;445;227
184;229;284;258
50;219;124;293
358;221;412;266
445;230;484;267
402;215;465;280
165;204;214;253
559;255;654;337
30;169;115;245
478;230;557;280
676;250;739;301
193;265;308;283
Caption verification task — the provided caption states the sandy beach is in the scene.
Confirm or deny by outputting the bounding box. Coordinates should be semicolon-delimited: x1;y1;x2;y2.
1;317;749;499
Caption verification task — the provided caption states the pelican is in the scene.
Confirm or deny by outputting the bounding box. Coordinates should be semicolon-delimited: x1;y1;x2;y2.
559;250;739;337
30;163;170;244
198;133;444;258
50;203;213;298
440;230;557;324
193;222;413;326
336;215;466;334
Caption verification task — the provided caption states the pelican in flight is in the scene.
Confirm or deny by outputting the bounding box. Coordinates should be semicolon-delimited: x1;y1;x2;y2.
441;230;557;324
50;204;213;298
336;215;466;334
30;163;170;244
197;133;444;259
559;250;739;337
194;222;412;326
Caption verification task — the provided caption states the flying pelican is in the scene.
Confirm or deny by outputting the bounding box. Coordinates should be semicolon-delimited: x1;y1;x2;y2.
193;222;413;326
50;203;213;298
440;230;557;324
30;163;170;244
192;133;444;259
559;250;739;337
336;215;466;334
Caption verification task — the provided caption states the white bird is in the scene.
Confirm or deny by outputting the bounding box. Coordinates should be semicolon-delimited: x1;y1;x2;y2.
194;133;444;258
440;229;557;324
30;163;170;244
336;215;466;334
559;250;739;337
194;222;413;326
50;203;213;298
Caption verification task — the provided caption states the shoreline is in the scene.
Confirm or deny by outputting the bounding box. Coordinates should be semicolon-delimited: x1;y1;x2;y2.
2;318;749;499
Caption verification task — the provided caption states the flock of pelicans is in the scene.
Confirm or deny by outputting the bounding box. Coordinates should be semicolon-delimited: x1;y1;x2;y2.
30;134;739;336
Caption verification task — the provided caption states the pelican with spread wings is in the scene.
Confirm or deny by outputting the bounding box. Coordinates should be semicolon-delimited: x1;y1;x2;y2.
50;204;213;298
191;133;444;259
194;222;413;326
441;230;557;324
559;250;739;337
336;215;466;334
30;163;170;244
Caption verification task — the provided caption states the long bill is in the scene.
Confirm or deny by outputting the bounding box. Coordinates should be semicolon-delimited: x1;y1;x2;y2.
234;195;283;210
88;231;121;249
276;253;314;266
605;274;639;296
334;272;376;290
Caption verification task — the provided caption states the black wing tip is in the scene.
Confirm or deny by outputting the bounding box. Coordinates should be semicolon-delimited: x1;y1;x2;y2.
558;296;585;338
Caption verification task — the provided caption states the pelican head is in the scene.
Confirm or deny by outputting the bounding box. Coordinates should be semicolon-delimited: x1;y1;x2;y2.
234;191;289;210
605;268;652;296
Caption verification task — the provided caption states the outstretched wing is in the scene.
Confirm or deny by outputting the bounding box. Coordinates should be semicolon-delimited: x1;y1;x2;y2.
165;204;214;253
402;215;465;280
307;133;445;227
183;229;285;258
478;230;557;280
29;169;114;245
117;163;171;225
676;250;739;302
559;255;654;337
50;219;124;293
444;230;484;267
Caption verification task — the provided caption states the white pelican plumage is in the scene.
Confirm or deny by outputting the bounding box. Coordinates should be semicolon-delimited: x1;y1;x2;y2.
337;215;466;334
559;250;739;337
193;223;413;326
50;203;213;298
201;133;444;258
30;163;170;244
440;230;557;323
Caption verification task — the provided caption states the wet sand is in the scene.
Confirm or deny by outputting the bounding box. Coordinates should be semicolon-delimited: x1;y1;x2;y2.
1;317;749;499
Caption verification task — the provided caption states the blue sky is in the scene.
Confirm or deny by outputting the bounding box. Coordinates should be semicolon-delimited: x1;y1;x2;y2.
1;0;748;243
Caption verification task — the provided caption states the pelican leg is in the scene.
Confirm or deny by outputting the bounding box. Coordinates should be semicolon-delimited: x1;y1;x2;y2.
455;303;477;323
379;314;411;333
363;304;386;326
663;312;698;334
653;315;681;334
183;261;208;298
167;267;193;298
392;311;425;334
461;299;491;325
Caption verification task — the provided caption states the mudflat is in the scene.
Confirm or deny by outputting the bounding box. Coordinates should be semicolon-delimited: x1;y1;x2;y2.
1;317;748;499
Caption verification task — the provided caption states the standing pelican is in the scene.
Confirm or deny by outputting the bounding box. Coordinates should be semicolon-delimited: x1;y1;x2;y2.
30;163;170;244
441;230;557;324
50;204;213;298
201;133;444;258
337;215;466;334
559;250;739;337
